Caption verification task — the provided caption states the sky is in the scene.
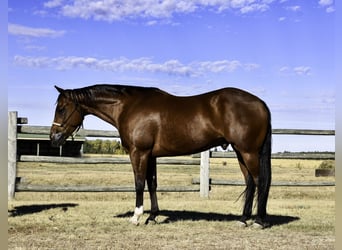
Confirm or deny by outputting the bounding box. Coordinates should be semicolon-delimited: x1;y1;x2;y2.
7;0;336;152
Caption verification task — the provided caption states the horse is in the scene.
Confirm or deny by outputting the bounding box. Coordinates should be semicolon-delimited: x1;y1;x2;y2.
50;84;272;228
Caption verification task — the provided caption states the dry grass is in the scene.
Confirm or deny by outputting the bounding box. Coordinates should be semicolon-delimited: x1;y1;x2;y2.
8;157;335;249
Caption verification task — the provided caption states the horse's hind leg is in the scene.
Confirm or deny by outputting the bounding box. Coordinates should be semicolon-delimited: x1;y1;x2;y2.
240;151;271;228
235;150;256;225
241;172;256;224
145;156;159;224
236;149;270;225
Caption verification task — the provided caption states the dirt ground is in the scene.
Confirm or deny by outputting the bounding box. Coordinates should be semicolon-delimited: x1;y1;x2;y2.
8;157;335;249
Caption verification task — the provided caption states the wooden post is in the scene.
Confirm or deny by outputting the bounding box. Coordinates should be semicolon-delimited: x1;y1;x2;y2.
8;111;17;200
200;150;210;198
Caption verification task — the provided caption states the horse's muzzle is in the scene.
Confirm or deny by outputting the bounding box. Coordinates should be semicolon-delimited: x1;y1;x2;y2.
50;132;65;148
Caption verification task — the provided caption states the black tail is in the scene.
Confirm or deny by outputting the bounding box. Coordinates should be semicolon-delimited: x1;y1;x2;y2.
257;112;272;220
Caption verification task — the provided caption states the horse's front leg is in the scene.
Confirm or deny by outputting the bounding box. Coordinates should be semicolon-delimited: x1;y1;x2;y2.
128;150;149;225
145;156;159;224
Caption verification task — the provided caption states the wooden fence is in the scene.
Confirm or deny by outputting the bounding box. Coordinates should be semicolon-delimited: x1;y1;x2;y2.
8;111;335;199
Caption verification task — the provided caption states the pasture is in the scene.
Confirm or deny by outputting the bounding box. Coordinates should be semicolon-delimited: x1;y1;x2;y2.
8;156;335;249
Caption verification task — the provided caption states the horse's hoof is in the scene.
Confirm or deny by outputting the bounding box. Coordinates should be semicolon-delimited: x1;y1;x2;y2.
129;217;140;226
251;221;269;229
251;222;263;229
145;219;158;225
252;218;270;229
145;217;158;225
236;220;248;228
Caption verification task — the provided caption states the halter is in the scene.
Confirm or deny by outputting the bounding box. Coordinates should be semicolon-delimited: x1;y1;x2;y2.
52;104;84;140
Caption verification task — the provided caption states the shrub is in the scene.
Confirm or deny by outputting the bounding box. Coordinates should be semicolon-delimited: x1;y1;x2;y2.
318;160;335;169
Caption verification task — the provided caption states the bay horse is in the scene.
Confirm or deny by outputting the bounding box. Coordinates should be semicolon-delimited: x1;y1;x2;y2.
50;84;272;228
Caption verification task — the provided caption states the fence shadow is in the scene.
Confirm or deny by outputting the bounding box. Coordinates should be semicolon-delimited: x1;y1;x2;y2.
8;203;78;217
115;210;300;227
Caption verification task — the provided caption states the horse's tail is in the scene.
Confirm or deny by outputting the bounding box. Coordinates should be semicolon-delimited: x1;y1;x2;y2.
257;107;272;219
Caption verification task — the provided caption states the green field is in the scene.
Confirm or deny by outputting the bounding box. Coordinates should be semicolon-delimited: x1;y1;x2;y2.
8;157;335;249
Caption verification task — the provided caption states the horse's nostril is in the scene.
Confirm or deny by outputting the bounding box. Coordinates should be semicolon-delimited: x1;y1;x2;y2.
50;133;64;147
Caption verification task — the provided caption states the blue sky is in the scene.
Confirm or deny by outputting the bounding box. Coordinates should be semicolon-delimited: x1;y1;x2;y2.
8;0;335;152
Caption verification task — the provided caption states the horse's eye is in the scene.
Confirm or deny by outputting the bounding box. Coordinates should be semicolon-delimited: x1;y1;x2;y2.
58;107;65;115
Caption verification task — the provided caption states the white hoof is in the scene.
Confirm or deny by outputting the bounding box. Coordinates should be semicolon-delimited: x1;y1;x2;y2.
236;221;247;228
129;216;140;226
128;206;144;226
251;222;264;229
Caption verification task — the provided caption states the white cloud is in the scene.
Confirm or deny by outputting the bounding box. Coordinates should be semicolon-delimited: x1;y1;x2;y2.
43;0;275;22
318;0;333;6
279;66;290;73
13;55;259;76
280;66;311;76
146;20;158;26
44;0;64;8
318;0;335;13
8;23;65;38
325;6;335;13
286;5;301;12
195;60;242;73
293;66;311;76
244;63;260;71
240;3;270;14
24;45;46;51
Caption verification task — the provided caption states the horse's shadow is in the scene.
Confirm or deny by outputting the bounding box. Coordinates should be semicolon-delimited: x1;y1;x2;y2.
8;203;79;217
115;210;300;227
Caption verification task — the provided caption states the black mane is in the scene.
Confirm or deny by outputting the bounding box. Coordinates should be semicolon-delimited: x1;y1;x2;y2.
60;84;151;104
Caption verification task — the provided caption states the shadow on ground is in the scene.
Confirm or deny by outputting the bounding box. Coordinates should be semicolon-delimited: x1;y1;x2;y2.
8;203;79;217
115;210;300;227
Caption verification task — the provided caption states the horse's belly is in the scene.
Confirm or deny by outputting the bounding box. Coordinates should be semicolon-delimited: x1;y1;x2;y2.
152;131;224;157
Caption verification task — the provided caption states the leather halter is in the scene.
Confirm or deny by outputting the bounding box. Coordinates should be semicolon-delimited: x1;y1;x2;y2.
52;104;84;139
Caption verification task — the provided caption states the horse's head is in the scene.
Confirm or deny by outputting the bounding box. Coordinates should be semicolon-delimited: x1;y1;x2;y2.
50;86;84;147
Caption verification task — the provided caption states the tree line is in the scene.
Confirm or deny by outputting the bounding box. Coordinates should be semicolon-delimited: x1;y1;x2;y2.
83;139;127;154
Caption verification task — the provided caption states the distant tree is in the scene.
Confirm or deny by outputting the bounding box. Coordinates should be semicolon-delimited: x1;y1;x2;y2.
83;139;127;154
102;140;112;154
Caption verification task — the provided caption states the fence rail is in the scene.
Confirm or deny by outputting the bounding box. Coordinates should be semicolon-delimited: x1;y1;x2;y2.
19;125;335;137
272;129;335;135
191;178;335;187
20;155;200;165
16;184;200;193
8;111;335;200
18;125;335;160
18;125;120;138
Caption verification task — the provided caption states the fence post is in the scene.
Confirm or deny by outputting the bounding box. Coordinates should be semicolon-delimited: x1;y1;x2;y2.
8;111;17;200
200;150;210;198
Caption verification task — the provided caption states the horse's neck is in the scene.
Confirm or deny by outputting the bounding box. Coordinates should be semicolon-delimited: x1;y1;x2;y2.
81;101;122;129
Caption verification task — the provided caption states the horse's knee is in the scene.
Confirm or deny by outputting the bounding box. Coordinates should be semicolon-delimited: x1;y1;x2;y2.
135;179;145;193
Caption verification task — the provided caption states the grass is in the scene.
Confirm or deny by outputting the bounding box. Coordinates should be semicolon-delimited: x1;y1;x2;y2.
8;156;335;249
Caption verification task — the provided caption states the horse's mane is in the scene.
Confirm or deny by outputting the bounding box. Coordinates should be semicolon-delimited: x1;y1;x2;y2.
60;84;165;105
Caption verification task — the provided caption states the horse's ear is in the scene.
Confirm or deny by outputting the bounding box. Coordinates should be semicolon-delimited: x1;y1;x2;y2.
55;85;64;93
